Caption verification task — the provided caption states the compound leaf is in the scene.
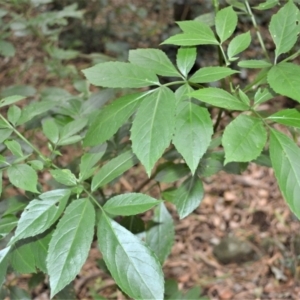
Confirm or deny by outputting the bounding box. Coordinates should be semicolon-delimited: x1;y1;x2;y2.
270;129;300;218
190;66;238;83
97;213;164;299
238;60;272;68
267;109;300;128
50;169;77;186
83;92;146;146
47;199;95;298
227;31;251;60
215;6;237;43
103;193;160;216
190;87;249;111
131;86;176;176
176;47;197;77
268;62;300;103
146;203;174;264
129;48;180;77
222;115;267;164
173;101;213;174
0;95;25;108
82;62;159;88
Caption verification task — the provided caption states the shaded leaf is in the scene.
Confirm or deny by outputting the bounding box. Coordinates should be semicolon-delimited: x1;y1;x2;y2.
270;129;300;218
47;199;95;298
7;105;21;126
0;214;18;239
42;118;59;144
0;247;10;287
0;95;25;108
222;115;267;164
82;62;159;88
91;150;137;191
103;193;160;216
155;162;190;183
146;203;174;264
97;213;164;299
131;86;176;176
5;140;23;158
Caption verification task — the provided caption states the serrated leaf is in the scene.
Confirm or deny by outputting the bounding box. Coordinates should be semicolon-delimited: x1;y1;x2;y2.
47;199;95;298
82;62;159;88
91;150;137;191
222;115;267;164
176;47;197;77
10;189;70;243
79;144;107;181
190;87;249;111
270;129;300;218
146;203;174;264
5;140;23;158
267;109;300;128
0;214;18;239
190;66;238;83
50;169;77;186
7;105;21;125
11;240;36;274
175;83;194;106
254;87;275;106
131;87;176;176
254;0;279;10
215;6;237;43
97;213;164;299
103;193;160;216
0;95;25;108
129;49;180;77
227;31;251;60
268;62;300;103
173;101;213;174
7;164;38;193
238;60;272;68
83;92;146;147
173;176;204;219
155;162;190;183
269;0;299;62
42;118;59;144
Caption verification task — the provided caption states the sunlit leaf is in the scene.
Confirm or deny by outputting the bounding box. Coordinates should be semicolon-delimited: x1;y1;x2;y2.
267;109;300;128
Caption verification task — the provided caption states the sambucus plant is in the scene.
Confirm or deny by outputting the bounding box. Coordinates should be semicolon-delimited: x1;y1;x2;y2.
1;0;300;299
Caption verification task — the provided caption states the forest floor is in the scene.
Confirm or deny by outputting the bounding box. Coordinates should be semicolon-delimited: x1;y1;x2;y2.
1;0;300;299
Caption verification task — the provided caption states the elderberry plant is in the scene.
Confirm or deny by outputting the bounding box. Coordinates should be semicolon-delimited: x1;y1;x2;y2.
1;0;300;299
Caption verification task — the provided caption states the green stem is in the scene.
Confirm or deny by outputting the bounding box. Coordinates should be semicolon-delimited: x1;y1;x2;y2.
163;80;186;87
218;44;230;66
83;186;103;210
281;50;300;63
244;0;270;62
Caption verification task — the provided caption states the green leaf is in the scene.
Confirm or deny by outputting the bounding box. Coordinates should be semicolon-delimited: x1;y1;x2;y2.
58;118;87;145
47;199;95;298
173;102;213;174
2;195;28;216
270;129;300;218
5;140;23;158
190;66;238;83
82;62;159;88
28;160;44;171
254;0;279;10
0;40;15;57
0;247;10;287
10;189;70;244
254;87;275;106
97;213;164;299
83;92;145;146
7;105;21;126
9;286;31;300
104;193;160;216
91;150;137;191
222;115;267;164
7;164;39;193
238;89;250;106
198;152;224;177
146;203;174;264
50;169;77;186
269;0;299;62
1;85;35;98
56;135;82;146
176;47;197;77
0;214;18;239
11;240;36;274
131;87;176;176
267;109;300;128
0;171;2;198
155;162;190;183
42;118;59;144
227;31;251;60
268;62;300;103
238;60;272;68
79;144;107;181
173;176;204;219
190;87;249;111
215;6;237;43
129;49;180;77
0;95;25;108
0;129;13;143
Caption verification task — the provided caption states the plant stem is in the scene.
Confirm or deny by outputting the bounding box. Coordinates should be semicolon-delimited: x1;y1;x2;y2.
83;186;103;210
244;0;270;61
